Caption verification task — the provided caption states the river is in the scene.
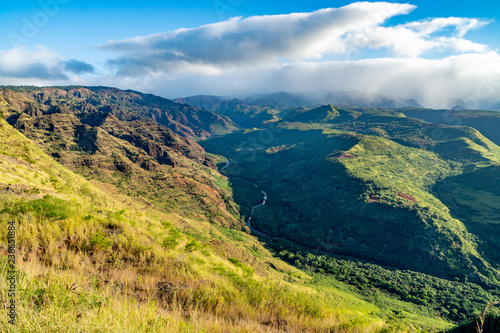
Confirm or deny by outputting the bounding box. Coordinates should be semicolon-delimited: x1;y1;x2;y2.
218;157;270;237
246;185;269;237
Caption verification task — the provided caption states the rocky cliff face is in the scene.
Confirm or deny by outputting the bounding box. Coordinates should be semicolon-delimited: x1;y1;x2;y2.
0;87;242;228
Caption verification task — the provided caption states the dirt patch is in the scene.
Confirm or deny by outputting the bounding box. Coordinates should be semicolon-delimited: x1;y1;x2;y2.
333;153;355;159
369;194;381;203
397;192;416;203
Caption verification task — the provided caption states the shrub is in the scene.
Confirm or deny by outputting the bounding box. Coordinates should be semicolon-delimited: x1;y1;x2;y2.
89;232;113;249
184;240;199;252
162;236;179;249
163;228;182;249
228;257;254;276
3;195;70;220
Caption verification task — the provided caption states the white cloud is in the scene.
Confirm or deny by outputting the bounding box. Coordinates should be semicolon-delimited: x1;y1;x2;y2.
346;17;489;57
102;2;416;74
273;52;500;108
403;17;489;38
442;37;487;53
89;52;500;109
0;45;67;80
347;26;441;57
101;2;491;75
0;45;95;82
89;2;497;108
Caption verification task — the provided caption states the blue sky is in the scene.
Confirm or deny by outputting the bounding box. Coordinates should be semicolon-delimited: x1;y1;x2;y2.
1;1;499;108
1;1;498;54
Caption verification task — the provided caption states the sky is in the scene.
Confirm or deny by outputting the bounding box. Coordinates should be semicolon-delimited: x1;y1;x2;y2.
0;0;499;108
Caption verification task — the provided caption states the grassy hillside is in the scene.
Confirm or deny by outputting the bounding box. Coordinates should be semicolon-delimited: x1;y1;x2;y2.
0;103;454;331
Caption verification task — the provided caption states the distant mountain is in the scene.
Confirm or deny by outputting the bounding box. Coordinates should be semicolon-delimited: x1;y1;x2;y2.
175;91;423;128
244;90;423;109
174;95;224;112
213;98;249;111
176;92;500;113
175;95;282;128
400;108;500;147
489;101;500;111
174;95;252;112
444;98;470;110
176;90;423;111
441;97;500;111
290;104;341;123
244;91;310;107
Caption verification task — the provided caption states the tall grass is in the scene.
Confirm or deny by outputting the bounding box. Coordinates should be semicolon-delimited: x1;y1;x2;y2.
0;192;445;332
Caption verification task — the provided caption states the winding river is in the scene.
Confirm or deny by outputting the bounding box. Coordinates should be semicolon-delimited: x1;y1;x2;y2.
218;157;271;237
218;156;229;172
246;186;269;237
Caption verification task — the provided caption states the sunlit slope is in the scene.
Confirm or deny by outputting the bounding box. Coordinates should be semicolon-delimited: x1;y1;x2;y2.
0;115;111;206
339;135;496;279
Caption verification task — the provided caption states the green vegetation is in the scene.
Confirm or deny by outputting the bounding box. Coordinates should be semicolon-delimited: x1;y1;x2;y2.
1;195;71;220
273;240;499;323
162;228;182;249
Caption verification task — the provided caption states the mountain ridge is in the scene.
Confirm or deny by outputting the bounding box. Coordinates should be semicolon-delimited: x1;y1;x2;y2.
2;86;239;139
175;90;424;110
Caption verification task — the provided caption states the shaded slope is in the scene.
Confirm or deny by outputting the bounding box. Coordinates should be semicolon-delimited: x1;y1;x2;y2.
291;104;340;123
174;95;223;111
434;165;500;266
175;95;283;128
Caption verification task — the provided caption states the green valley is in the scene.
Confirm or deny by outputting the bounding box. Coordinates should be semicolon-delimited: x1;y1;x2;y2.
201;104;500;327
